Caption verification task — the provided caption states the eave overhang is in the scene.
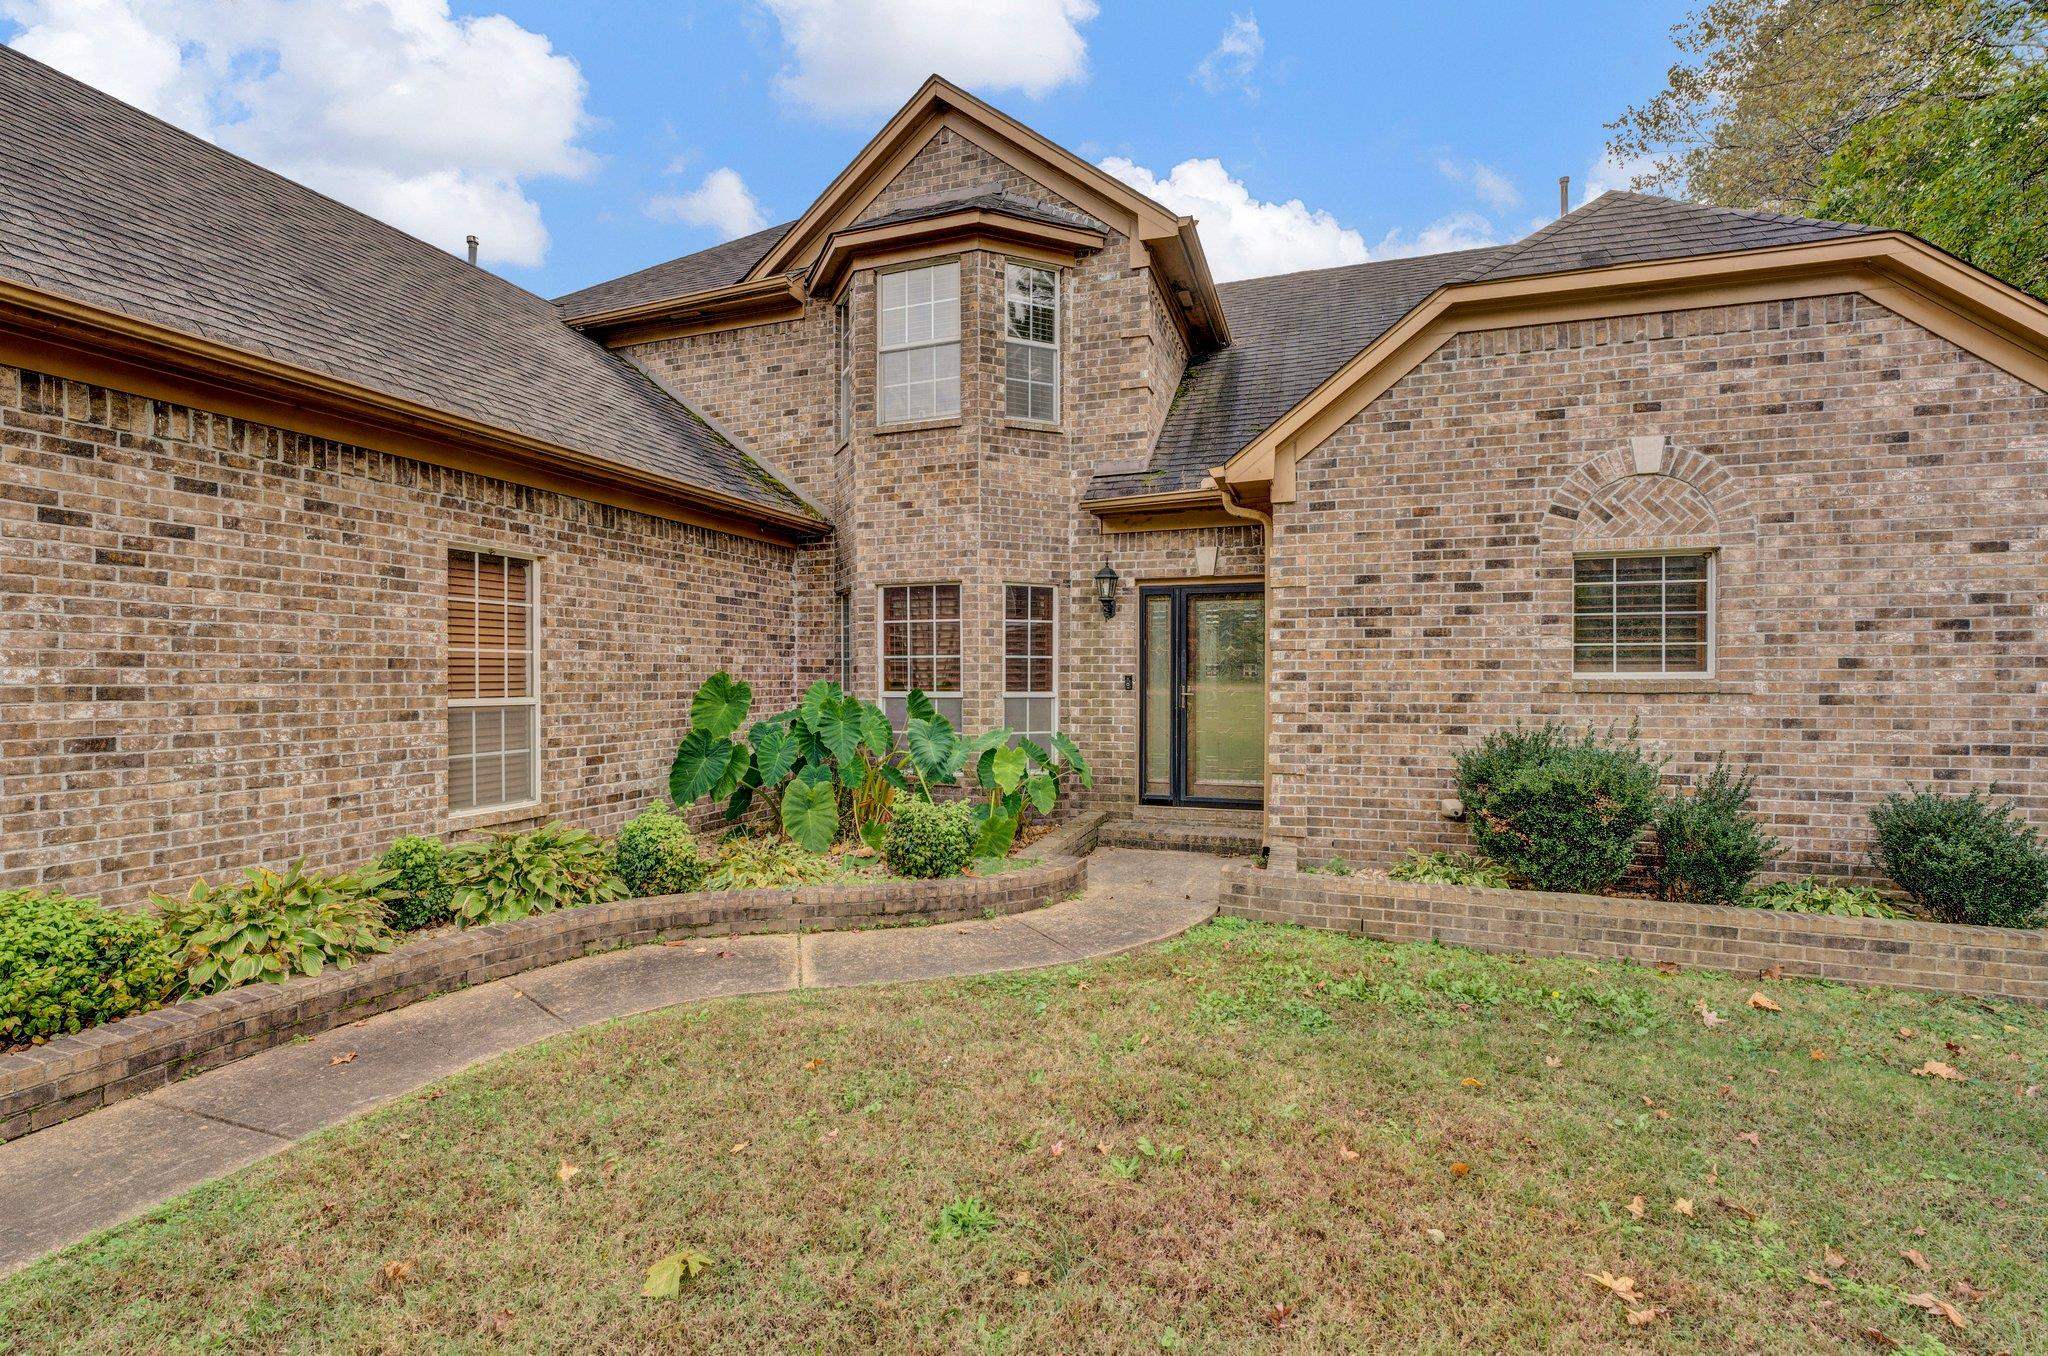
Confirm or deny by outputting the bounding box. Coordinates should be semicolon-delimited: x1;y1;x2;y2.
0;278;830;544
805;208;1108;297
560;274;808;347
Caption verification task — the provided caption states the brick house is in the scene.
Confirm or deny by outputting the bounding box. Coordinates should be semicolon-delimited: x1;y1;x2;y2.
4;53;2046;901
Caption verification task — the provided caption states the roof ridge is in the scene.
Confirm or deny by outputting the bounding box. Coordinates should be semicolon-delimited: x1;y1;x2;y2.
1455;193;1635;283
1219;243;1509;291
552;220;797;313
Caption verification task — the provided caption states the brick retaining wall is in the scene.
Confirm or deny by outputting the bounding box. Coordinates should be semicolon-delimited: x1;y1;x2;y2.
1221;864;2048;1006
0;829;1100;1143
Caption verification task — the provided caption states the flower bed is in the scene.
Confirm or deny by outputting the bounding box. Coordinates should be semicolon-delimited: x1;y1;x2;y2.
1221;860;2048;1006
0;813;1105;1143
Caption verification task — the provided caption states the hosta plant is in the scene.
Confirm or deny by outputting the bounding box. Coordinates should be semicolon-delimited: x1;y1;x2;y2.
703;836;843;890
1387;850;1515;889
154;862;396;997
1743;879;1904;919
445;824;626;926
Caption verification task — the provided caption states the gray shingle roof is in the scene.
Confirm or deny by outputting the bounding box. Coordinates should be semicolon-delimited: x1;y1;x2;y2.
1089;192;1881;500
552;220;796;321
0;46;816;522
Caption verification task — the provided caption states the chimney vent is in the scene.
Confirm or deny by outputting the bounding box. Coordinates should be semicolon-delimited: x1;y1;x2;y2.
465;234;479;266
1558;176;1570;216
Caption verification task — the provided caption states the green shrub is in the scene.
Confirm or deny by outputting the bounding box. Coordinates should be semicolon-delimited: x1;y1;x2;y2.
445;824;625;926
883;799;975;879
616;806;709;897
1454;723;1664;894
1387;850;1515;889
154;862;395;996
0;889;177;1044
375;835;454;931
1653;764;1779;906
704;836;842;890
1743;879;1904;919
1869;791;2048;928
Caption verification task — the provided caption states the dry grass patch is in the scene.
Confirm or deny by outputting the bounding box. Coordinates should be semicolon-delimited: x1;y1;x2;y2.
3;918;2042;1353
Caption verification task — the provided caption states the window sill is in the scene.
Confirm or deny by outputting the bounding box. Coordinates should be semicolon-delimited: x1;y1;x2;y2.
1561;675;1732;696
1000;418;1064;435
447;799;549;833
873;416;962;437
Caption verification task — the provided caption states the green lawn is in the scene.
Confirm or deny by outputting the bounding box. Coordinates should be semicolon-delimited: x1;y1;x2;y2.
4;920;2042;1353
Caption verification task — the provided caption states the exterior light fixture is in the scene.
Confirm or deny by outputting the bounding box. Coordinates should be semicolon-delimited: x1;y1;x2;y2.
1094;563;1120;619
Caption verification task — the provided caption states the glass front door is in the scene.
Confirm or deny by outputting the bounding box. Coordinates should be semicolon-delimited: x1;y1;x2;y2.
1139;584;1264;807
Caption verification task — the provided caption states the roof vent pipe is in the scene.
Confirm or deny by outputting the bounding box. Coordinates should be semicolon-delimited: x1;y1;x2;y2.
465;234;479;266
1558;176;1570;216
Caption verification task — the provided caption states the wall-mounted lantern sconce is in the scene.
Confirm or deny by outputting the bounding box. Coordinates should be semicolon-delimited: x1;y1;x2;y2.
1094;563;1120;619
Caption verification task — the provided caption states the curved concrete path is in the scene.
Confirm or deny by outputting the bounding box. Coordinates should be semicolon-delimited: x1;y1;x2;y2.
0;848;1221;1276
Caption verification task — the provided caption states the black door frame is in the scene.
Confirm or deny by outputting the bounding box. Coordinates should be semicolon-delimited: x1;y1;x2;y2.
1137;582;1264;809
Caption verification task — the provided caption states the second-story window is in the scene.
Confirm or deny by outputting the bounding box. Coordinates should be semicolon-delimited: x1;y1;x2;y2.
834;299;851;444
878;261;960;424
1004;263;1059;422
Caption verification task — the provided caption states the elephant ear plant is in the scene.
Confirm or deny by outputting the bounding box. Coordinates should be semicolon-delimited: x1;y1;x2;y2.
669;672;1091;858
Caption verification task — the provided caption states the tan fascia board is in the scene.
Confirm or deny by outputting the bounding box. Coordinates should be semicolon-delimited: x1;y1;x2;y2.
0;279;829;545
562;275;806;345
804;210;1107;296
1219;233;2048;500
1082;486;1242;532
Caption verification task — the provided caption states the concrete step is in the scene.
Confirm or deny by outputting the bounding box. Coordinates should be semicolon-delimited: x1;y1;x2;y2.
1100;817;1264;857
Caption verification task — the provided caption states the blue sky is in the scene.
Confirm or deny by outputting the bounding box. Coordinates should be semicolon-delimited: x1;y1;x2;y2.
3;1;1692;296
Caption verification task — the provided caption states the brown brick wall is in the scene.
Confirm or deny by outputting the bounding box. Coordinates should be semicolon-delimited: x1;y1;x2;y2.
1222;863;2048;1006
1268;293;2048;876
0;365;808;903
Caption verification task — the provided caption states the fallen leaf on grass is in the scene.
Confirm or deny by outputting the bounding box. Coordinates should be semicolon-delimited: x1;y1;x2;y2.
1862;1327;1900;1349
1902;1292;1969;1329
1809;1048;1829;1061
1824;1246;1847;1268
2024;1085;2040;1099
1543;1055;1563;1069
1337;1145;1360;1162
1625;1195;1646;1220
1759;964;1784;981
1748;992;1782;1012
802;1058;825;1070
1262;1302;1294;1329
378;1259;416;1290
1896;1027;1916;1040
1011;1270;1033;1287
1625;1306;1664;1327
1654;960;1681;975
1673;1198;1695;1218
1047;1139;1067;1159
1459;1077;1484;1088
1951;1278;1992;1301
1448;1161;1471;1178
1716;1197;1759;1221
1900;1249;1930;1272
641;1249;713;1300
1586;1271;1642;1303
1696;1005;1726;1028
328;1051;357;1066
728;1141;750;1154
1737;1130;1762;1148
555;1160;579;1184
1913;1061;1966;1082
817;1128;840;1146
1803;1270;1834;1290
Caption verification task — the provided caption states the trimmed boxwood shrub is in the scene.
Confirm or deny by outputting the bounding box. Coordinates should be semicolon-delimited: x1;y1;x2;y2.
883;799;976;879
1654;764;1779;906
376;835;455;931
0;889;178;1044
1455;723;1663;894
616;806;709;897
1869;791;2048;928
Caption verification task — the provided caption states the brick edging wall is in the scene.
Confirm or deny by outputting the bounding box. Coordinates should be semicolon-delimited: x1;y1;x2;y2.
0;833;1102;1144
1220;864;2048;1006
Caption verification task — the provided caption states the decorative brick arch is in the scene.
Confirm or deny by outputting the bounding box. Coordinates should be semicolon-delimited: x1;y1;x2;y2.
1538;436;1757;685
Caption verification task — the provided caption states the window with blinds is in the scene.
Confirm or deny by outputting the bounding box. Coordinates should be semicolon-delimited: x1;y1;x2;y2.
879;583;962;727
1003;263;1058;422
447;549;538;812
1003;584;1055;742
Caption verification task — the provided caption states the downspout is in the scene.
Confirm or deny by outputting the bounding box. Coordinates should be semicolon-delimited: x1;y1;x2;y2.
1212;476;1278;858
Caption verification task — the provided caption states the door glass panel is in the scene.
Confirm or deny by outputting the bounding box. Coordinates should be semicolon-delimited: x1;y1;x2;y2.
1141;594;1173;799
1184;593;1264;803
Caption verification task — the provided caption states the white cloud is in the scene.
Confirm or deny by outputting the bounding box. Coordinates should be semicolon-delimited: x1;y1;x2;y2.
759;0;1098;119
1370;211;1502;259
1436;158;1520;211
2;0;593;267
1580;150;1660;204
648;167;768;240
1100;156;1368;282
1192;11;1262;97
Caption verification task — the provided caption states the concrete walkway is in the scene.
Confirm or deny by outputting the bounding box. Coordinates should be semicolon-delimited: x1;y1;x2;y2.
0;848;1221;1276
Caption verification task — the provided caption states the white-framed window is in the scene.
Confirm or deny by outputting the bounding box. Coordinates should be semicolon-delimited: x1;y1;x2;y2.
834;299;852;444
879;583;963;727
877;261;960;424
1573;552;1713;675
836;588;852;689
447;548;538;812
1003;583;1056;742
1003;262;1058;422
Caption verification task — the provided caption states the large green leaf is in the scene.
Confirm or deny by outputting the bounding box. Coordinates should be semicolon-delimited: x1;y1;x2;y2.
747;721;800;787
1050;731;1093;788
857;703;894;758
905;689;938;725
1025;773;1057;815
723;783;754;822
972;809;1018;859
812;695;865;767
710;743;752;803
905;718;962;786
781;778;839;852
1018;737;1053;769
689;672;752;740
990;746;1028;794
798;680;841;730
669;730;736;806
